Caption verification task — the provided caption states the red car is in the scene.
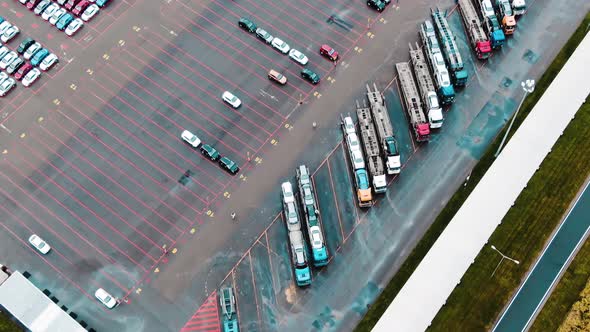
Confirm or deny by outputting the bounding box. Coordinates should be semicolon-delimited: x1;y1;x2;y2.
64;0;81;11
15;63;33;80
26;0;42;10
72;0;90;16
319;44;339;61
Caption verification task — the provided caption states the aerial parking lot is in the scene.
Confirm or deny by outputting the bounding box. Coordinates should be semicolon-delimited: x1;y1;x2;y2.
0;0;589;331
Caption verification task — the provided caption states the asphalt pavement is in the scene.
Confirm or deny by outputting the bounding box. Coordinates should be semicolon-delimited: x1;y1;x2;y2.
0;0;588;331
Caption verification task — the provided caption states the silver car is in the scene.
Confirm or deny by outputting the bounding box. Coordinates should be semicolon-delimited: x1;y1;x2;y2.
22;68;41;87
28;234;51;254
6;57;24;74
24;42;42;60
1;25;20;43
49;8;67;25
42;3;59;21
0;51;18;70
0;77;16;97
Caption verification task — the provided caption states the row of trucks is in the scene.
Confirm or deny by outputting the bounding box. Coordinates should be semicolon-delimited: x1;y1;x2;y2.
457;0;527;59
341;83;402;208
280;165;329;287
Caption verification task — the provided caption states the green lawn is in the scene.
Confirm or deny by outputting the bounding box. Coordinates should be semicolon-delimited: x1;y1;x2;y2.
529;219;590;332
0;310;22;332
355;10;590;332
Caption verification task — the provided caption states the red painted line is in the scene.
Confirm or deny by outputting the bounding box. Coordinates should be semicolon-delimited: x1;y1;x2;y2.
146;28;307;101
311;140;343;177
208;0;354;48
38;120;195;229
0;166;143;275
264;232;277;293
0;221;99;303
56;98;210;207
119;46;272;143
0;199;130;293
5;158;158;264
326;158;345;241
184;318;220;327
169;2;327;80
69;93;220;198
22;132;176;244
248;251;263;330
102;54;254;158
130;39;282;130
78;75;228;190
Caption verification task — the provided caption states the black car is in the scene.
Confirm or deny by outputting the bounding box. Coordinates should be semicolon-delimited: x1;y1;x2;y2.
219;157;239;175
17;37;35;55
301;69;320;85
238;18;257;33
366;0;385;12
200;144;220;161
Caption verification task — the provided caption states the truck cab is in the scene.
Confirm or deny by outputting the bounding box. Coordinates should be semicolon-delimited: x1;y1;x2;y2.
384;137;401;174
497;0;516;34
425;92;443;128
355;169;373;207
415;123;431;142
289;231;312;286
511;0;526;15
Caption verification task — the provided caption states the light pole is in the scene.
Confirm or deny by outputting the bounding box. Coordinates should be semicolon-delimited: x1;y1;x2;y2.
490;245;520;277
494;79;535;158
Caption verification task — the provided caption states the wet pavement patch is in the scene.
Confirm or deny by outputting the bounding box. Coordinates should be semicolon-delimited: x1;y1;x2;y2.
500;76;513;89
522;49;540;64
327;15;353;32
178;169;192;185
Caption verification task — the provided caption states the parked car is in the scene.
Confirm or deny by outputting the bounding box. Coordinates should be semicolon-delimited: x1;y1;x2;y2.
319;44;339;61
39;53;58;71
34;0;51;15
56;0;67;5
271;37;290;54
238;17;256;33
0;52;18;70
30;48;50;67
288;49;309;65
200;144;220;161
49;8;67;25
23;42;42;60
17;38;35;54
81;3;99;21
56;13;74;30
268;69;287;85
22;68;41;87
65;18;83;36
64;0;81;10
342;116;356;135
181;129;201;148
219;157;239;175
6;57;24;74
28;234;51;254
301;68;320;84
95;288;117;309
0;46;10;59
0;76;16;96
42;3;60;20
255;27;273;44
72;0;90;16
222;91;241;108
0;21;11;35
94;0;111;8
26;0;42;10
1;25;20;43
15;62;33;80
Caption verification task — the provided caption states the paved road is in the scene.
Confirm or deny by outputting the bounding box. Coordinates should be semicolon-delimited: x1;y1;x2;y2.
0;0;588;331
493;179;590;332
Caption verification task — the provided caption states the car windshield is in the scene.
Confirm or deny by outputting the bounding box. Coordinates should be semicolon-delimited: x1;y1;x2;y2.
103;295;112;302
328;48;334;55
38;242;45;248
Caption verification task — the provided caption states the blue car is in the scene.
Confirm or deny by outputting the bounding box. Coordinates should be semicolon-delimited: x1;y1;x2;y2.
95;0;110;7
56;13;74;31
30;48;49;67
0;17;4;25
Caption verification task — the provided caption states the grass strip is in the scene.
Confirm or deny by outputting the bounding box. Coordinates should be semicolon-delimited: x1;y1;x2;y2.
0;310;23;332
355;10;590;332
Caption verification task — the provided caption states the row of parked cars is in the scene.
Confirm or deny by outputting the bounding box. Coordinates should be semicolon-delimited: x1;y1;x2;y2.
236;17;342;85
17;0;106;36
181;130;240;175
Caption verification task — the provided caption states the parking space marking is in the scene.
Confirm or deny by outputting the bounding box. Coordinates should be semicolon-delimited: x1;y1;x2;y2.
264;232;277;295
179;291;221;332
326;158;346;241
248;251;263;331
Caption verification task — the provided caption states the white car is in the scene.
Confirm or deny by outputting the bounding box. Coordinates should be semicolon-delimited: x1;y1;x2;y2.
18;0;28;4
350;149;365;170
0;77;16;97
34;0;51;15
346;132;361;152
28;234;51;254
81;4;99;21
0;22;11;35
222;91;241;108
342;116;356;135
0;46;10;60
22;68;41;87
65;18;84;36
271;37;290;54
181;130;201;148
49;8;67;25
0;72;8;83
95;288;117;309
281;182;295;204
1;25;19;43
288;49;308;65
39;53;58;71
0;52;18;70
42;3;60;21
24;42;42;60
56;0;67;5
